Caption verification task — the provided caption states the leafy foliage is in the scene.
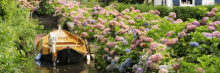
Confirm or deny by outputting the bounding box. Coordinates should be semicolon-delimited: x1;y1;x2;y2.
0;0;42;72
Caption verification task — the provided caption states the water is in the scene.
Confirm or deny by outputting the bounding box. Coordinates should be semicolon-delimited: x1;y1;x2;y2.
33;60;96;73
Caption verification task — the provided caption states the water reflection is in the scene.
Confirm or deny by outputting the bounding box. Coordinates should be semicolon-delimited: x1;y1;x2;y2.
35;60;96;73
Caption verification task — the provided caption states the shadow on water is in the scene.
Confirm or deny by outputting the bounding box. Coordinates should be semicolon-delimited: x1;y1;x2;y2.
34;59;96;73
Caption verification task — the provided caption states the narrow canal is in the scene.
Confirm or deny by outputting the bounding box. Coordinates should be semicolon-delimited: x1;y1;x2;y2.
33;60;96;73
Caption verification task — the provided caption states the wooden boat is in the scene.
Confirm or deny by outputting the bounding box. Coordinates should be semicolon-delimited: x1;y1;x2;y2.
35;26;89;65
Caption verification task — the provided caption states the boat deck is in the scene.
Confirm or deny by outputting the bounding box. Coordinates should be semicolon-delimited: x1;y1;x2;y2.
41;30;88;55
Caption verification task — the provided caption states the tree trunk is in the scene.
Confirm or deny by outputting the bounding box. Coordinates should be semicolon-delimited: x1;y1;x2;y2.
153;0;154;5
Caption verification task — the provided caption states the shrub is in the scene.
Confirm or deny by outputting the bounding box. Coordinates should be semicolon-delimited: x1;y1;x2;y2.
36;0;55;15
114;2;220;21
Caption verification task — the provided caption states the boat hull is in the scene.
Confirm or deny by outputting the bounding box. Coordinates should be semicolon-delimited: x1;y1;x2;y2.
40;48;86;63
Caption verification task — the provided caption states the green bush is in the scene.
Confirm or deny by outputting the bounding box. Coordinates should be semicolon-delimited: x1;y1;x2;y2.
36;0;55;15
0;0;43;72
172;6;200;21
115;3;171;18
115;2;219;21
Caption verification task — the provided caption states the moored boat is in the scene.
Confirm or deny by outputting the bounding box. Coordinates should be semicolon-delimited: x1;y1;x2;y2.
35;25;89;65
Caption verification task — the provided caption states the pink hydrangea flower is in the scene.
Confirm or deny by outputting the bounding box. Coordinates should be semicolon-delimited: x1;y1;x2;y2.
213;21;220;25
150;53;162;63
160;38;168;44
104;47;109;53
208;26;215;30
139;27;145;31
173;63;180;71
128;20;135;25
115;36;123;41
211;31;220;39
165;38;178;46
150;42;158;50
202;32;213;38
80;32;88;38
144;37;154;42
106;42;116;48
178;31;186;38
89;29;93;32
155;10;160;15
206;12;215;17
169;12;176;18
159;69;168;73
211;8;217;12
125;15;131;20
140;43;146;48
166;31;174;37
131;44;137;50
129;7;135;11
201;17;208;25
187;25;196;31
102;38;108;43
149;10;155;14
191;21;200;26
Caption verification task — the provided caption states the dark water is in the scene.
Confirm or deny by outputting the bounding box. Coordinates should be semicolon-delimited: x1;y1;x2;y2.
34;60;96;73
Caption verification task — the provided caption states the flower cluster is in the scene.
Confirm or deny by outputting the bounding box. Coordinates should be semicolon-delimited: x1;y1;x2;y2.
190;42;199;47
106;42;116;48
173;63;180;71
150;53;162;63
168;12;176;18
201;17;208;25
191;21;200;26
166;31;174;37
148;10;160;15
17;0;41;11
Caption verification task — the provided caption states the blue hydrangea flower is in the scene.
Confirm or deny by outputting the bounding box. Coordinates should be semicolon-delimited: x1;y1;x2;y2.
123;40;128;45
124;61;132;68
132;64;138;72
93;11;98;15
107;56;112;62
190;42;199;47
121;37;124;41
124;58;133;68
118;65;126;73
126;48;130;53
121;62;126;68
91;20;96;24
133;33;137;38
111;60;115;65
106;64;113;72
140;56;142;60
143;23;148;26
138;61;144;65
125;58;132;62
107;32;111;36
145;56;149;62
133;29;138;32
145;28;150;31
83;22;87;27
146;61;152;67
158;65;168;70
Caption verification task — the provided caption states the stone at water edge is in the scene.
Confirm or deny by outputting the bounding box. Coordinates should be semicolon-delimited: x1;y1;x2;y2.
35;53;41;61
